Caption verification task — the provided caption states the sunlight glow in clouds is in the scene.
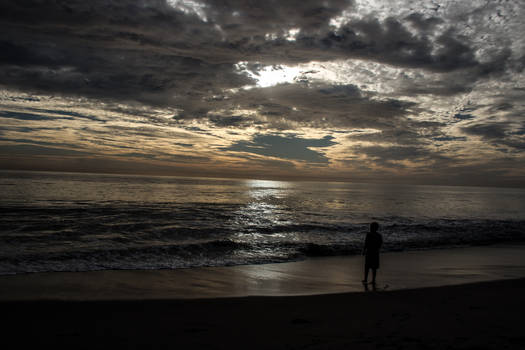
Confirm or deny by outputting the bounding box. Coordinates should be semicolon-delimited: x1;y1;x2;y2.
167;0;208;21
235;62;303;88
233;61;358;89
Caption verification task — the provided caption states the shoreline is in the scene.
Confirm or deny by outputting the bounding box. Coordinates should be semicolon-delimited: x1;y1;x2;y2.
1;243;525;301
3;244;525;349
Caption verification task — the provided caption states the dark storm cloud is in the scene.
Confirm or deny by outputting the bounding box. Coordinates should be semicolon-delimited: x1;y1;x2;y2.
224;134;336;163
207;115;255;128
213;83;416;130
432;136;467;142
0;108;104;123
461;123;507;140
405;13;443;32
0;0;343;104
312;18;477;72
0;0;512;108
204;0;353;37
461;122;525;151
24;108;105;122
0;0;253;104
0;111;69;121
167;82;417;133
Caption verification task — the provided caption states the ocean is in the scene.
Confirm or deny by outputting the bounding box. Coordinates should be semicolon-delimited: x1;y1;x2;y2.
1;170;524;275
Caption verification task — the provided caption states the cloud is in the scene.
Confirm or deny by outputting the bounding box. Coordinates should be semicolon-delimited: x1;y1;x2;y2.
203;0;354;37
432;136;467;142
454;113;475;121
207;115;255;128
0;0;524;186
0;143;88;156
0;0;513;108
352;144;443;165
119;151;209;163
346;120;443;146
460;122;525;151
0;108;105;123
0;111;69;121
25;108;105;122
404;13;443;32
207;83;415;130
461;123;507;140
313;18;478;72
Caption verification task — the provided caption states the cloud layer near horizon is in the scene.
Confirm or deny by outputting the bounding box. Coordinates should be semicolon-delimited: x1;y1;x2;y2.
0;0;524;186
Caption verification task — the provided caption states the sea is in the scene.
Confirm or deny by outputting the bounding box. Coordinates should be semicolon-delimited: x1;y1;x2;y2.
1;170;524;275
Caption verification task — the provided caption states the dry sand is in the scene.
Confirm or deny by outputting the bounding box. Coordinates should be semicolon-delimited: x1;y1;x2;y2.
2;244;525;349
3;279;525;349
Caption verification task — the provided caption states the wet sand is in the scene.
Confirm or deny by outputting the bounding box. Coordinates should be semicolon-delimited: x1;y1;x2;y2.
1;244;525;300
2;245;525;349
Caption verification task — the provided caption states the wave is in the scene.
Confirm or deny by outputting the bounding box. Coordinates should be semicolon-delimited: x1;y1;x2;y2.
1;218;525;275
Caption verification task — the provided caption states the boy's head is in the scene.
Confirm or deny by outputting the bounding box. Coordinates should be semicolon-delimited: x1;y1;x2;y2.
370;222;379;233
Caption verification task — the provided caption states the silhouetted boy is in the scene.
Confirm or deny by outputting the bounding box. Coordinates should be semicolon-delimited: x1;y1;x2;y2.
362;222;382;285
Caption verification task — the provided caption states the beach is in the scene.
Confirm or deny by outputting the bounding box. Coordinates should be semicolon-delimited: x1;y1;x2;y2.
3;279;525;349
3;0;525;348
2;244;525;349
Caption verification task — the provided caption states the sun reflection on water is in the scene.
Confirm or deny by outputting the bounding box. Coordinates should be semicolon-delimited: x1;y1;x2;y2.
244;179;289;187
229;179;298;248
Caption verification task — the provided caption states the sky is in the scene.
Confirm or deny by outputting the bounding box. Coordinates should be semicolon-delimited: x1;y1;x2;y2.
0;0;524;187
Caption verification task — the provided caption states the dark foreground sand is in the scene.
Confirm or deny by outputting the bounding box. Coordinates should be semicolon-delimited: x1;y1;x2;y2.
2;245;525;349
3;278;525;349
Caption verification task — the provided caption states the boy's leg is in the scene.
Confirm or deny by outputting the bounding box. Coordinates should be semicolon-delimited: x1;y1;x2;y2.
371;268;377;284
363;265;369;283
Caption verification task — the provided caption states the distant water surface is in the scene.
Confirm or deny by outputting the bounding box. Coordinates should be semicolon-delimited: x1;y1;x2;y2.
1;170;524;274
